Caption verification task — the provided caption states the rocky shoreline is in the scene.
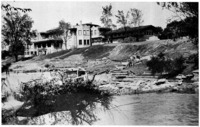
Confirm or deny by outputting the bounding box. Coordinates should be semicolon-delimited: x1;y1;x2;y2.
1;70;198;125
96;75;199;95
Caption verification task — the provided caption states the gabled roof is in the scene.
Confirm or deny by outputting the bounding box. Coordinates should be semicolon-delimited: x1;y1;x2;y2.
99;27;112;31
32;38;63;43
40;27;63;36
106;25;157;35
82;23;100;27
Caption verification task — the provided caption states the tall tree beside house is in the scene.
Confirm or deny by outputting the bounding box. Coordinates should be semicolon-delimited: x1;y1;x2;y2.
115;10;134;40
1;4;33;61
128;8;144;27
100;4;114;28
58;20;71;50
115;10;129;28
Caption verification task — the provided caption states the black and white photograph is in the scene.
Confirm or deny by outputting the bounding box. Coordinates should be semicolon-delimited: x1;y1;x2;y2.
1;0;199;125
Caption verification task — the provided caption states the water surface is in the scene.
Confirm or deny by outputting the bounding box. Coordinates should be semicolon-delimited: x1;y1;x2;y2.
15;93;198;125
95;93;198;125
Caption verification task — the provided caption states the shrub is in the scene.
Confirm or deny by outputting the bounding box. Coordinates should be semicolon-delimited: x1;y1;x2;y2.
123;37;136;43
15;72;112;125
2;50;11;59
187;53;198;69
146;53;186;77
44;64;50;68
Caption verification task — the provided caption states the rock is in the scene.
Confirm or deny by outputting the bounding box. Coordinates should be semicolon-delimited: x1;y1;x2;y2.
177;80;183;86
155;78;167;85
129;85;138;90
140;55;152;61
17;117;27;121
192;70;199;73
99;84;118;90
2;96;24;111
176;74;186;79
102;57;108;60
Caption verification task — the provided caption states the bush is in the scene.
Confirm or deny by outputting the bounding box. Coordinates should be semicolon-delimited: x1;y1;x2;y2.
14;72;112;125
146;52;186;77
123;37;136;43
117;39;124;43
187;53;198;69
146;52;169;76
2;50;11;59
44;64;50;68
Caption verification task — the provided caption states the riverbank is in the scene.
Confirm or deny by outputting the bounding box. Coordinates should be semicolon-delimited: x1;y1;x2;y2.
2;71;198;125
2;71;198;97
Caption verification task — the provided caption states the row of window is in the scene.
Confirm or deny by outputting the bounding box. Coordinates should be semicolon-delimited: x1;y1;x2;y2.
37;43;51;48
145;31;153;35
78;30;97;36
78;30;90;36
26;51;37;55
112;30;154;37
79;39;90;45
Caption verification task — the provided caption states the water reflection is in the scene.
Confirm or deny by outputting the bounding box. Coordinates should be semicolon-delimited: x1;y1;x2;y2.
7;92;198;125
94;93;198;125
16;93;113;125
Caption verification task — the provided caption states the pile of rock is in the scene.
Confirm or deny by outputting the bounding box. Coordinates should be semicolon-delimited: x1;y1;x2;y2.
97;76;177;95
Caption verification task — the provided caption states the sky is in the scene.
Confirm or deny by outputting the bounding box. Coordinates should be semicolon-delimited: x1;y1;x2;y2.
2;1;175;32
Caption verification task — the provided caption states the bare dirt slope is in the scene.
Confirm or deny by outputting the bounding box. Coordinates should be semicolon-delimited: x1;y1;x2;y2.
10;38;197;72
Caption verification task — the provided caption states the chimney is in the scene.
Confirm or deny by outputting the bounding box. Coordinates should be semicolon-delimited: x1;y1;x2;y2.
80;20;82;25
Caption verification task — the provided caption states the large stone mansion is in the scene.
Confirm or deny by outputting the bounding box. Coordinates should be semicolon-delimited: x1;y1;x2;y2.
25;22;159;57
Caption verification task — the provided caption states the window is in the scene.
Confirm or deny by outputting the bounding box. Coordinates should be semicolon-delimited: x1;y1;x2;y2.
149;31;153;35
78;30;82;35
38;44;41;48
84;40;86;45
79;40;82;45
31;51;33;55
94;30;96;35
35;51;37;55
42;43;46;48
47;43;51;47
87;40;90;45
83;30;86;35
87;30;90;35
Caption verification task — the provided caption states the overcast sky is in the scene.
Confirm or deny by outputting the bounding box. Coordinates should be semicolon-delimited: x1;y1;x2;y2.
3;1;175;32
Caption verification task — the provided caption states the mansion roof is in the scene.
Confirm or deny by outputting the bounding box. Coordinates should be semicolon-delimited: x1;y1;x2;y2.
106;25;158;35
32;38;62;44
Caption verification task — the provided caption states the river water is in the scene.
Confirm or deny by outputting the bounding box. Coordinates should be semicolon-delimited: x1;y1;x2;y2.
3;73;199;125
15;93;198;125
94;93;199;125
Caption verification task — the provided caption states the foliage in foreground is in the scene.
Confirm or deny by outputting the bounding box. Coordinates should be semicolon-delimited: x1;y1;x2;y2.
4;72;113;125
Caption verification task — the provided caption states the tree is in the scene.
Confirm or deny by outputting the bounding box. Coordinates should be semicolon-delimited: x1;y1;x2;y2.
115;10;129;28
1;4;33;61
157;2;198;47
128;8;144;27
100;4;114;28
157;2;198;21
115;10;130;40
58;20;71;49
147;52;186;77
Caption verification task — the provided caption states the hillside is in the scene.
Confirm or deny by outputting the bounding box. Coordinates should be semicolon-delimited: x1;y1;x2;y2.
10;38;197;74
